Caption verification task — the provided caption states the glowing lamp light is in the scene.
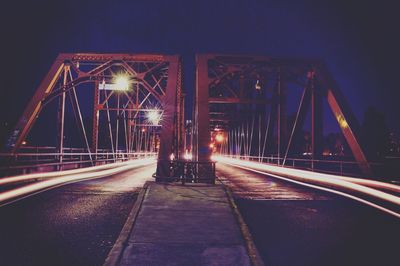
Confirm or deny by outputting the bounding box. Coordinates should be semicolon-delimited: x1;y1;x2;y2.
113;74;130;91
337;114;348;129
184;151;192;160
215;134;224;143
255;80;261;90
147;110;161;125
209;143;214;149
169;153;175;161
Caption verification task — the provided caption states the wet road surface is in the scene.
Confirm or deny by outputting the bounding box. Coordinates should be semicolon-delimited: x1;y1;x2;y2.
217;163;400;266
0;163;155;266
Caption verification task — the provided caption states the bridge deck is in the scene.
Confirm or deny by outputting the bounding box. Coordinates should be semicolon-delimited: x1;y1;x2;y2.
216;163;400;266
107;182;258;266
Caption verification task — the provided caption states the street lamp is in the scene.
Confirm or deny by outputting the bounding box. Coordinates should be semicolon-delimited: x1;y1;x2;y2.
146;110;161;125
113;73;131;91
215;134;224;143
255;79;261;90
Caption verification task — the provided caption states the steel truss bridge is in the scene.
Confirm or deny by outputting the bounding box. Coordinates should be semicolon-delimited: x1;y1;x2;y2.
1;53;399;215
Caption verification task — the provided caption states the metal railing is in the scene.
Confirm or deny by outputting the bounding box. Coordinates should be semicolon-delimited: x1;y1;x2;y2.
153;160;216;184
218;154;400;181
0;146;157;177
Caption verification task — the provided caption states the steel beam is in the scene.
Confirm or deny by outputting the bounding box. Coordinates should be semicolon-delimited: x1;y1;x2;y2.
311;74;324;161
57;66;68;165
156;55;181;178
278;69;288;161
195;55;212;162
92;81;100;154
9;56;65;151
327;89;371;175
315;63;371;176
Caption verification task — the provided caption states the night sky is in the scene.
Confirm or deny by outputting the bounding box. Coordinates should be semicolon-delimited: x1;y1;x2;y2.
0;0;399;146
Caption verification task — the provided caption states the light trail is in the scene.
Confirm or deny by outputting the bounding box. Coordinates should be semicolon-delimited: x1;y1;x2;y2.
0;158;156;206
0;157;156;186
325;176;400;193
215;156;400;218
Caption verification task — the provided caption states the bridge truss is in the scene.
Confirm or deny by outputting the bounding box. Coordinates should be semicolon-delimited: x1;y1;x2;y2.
7;53;184;177
4;53;372;178
194;54;371;175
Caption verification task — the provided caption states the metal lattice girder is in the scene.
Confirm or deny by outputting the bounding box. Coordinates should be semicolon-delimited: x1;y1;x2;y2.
195;54;292;162
195;54;371;175
9;53;184;177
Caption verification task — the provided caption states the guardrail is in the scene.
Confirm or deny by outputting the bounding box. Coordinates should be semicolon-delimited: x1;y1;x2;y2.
0;147;157;177
215;156;400;218
217;154;400;181
153;160;216;184
0;157;157;206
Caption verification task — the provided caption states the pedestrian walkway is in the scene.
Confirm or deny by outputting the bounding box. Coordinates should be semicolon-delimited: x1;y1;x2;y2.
105;182;262;266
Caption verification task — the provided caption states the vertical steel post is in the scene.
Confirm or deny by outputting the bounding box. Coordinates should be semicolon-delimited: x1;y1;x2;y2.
195;55;213;180
176;62;184;159
128;103;133;154
57;65;68;167
182;93;186;156
277;69;281;164
311;71;323;168
195;55;212;162
116;93;120;155
92;80;100;161
281;76;288;160
277;68;288;165
156;56;180;179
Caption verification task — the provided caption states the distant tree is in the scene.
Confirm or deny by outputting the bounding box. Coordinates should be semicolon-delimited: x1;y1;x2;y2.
0;121;12;151
303;131;311;154
387;132;400;156
324;133;345;156
361;106;389;160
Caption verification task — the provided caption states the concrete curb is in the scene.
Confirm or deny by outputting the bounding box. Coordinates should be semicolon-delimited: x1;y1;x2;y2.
103;181;151;266
220;180;265;266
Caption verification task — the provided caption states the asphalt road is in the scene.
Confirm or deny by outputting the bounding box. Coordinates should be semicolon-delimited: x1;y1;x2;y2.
0;163;156;266
1;162;398;266
217;163;400;266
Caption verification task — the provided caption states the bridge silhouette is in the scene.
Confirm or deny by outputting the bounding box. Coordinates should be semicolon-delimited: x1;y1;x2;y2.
0;53;399;266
